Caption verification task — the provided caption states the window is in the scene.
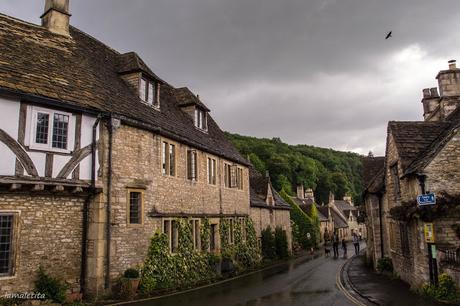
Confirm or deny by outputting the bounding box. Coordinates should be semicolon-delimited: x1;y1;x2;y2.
0;214;15;277
194;108;207;130
207;157;217;185
127;190;143;225
390;164;401;201
187;150;198;181
163;220;179;253
389;222;397;252
400;222;410;256
210;224;217;252
139;77;159;107
30;107;72;152
227;218;235;245
190;219;200;250
162;141;176;176
237;168;244;190
239;218;246;242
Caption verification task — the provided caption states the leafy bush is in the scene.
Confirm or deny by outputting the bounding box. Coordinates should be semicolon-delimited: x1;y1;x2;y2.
123;268;140;279
261;227;276;260
274;227;289;259
376;257;393;273
34;266;68;304
422;273;459;302
280;189;318;249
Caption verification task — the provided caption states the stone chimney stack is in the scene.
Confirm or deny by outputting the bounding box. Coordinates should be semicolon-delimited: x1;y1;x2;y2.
343;195;353;205
421;87;440;121
296;185;305;199
436;60;460;119
41;0;71;36
304;188;315;202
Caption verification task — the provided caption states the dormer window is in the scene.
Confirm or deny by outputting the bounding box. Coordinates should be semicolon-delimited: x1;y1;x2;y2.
139;76;159;107
195;108;207;130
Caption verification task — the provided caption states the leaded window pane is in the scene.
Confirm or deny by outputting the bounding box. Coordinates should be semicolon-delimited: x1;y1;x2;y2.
129;192;141;224
140;78;147;101
0;215;13;275
35;113;49;144
52;113;69;149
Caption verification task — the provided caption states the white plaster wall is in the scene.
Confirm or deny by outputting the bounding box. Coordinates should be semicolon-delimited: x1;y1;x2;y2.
28;152;46;177
53;155;71;178
0;97;20;175
81;115;98;148
79;155;92;180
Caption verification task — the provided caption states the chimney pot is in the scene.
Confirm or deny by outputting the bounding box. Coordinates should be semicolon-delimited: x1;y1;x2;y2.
41;0;71;36
422;88;431;98
448;59;457;70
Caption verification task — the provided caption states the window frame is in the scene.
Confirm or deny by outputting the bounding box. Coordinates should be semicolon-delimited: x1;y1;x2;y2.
194;108;208;131
29;106;74;153
189;219;201;251
161;140;176;177
0;212;19;279
390;163;401;202
163;219;179;253
207;157;217;185
139;76;160;108
126;189;144;226
187;149;198;181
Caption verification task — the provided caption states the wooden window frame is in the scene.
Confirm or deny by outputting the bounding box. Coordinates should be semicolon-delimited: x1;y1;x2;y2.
163;219;179;253
207;157;217;185
126;189;144;226
187;149;198;181
29;106;74;154
236;167;244;190
139;76;160;108
194;108;208;131
0;212;19;278
161;140;176;177
210;223;217;252
189;219;201;251
226;218;235;245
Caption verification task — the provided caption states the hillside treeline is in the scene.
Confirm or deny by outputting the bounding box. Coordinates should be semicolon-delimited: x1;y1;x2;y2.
225;133;363;205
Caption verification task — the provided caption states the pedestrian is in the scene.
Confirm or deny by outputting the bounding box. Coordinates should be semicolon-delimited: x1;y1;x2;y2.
332;231;339;258
342;238;347;258
353;233;360;255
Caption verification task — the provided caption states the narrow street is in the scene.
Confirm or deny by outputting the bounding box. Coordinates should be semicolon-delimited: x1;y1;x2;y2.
122;245;359;306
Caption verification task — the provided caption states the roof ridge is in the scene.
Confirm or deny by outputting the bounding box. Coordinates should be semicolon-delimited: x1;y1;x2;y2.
0;12;44;30
70;26;121;55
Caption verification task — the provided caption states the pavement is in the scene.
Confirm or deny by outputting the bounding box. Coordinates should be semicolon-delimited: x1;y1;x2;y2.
343;253;445;306
114;247;356;306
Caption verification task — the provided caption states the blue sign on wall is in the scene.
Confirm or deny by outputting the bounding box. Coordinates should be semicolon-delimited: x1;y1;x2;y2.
417;193;436;206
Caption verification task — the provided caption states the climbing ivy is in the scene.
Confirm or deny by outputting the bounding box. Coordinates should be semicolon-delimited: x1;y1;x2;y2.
140;217;260;294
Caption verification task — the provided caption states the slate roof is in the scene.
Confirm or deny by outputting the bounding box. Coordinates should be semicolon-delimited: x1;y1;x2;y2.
116;52;164;83
318;205;330;219
330;208;348;228
174;87;210;112
293;197;328;221
0;13;248;166
362;156;385;194
249;167;290;210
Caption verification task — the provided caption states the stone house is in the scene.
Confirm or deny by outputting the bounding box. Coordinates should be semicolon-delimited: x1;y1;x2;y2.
376;60;460;288
0;0;254;298
328;194;367;241
362;156;386;269
294;186;332;244
249;168;292;252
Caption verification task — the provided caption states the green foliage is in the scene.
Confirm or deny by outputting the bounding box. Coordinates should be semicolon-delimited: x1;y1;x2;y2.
280;190;318;249
261;227;276;260
422;273;459;302
200;218;211;252
123;268;140;279
34;266;68;304
225;132;363;205
376;257;393;273
309;204;321;245
274;227;289;259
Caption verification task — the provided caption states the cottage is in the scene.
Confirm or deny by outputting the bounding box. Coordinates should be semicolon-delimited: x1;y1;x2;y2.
367;60;460;288
0;0;254;298
328;194;367;241
249;168;292;252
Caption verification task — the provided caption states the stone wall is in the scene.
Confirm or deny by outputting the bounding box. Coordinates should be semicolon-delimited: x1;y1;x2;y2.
249;207;292;252
0;193;84;295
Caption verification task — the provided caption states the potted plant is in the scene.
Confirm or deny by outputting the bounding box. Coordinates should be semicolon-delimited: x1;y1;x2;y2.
121;268;140;298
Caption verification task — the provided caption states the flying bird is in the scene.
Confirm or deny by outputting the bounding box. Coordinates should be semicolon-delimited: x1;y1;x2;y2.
385;31;392;39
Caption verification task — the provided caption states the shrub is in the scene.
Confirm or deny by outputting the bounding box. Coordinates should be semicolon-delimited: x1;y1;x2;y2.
123;268;140;279
422;273;459;302
274;226;289;259
261;227;276;260
376;257;393;273
34;266;68;304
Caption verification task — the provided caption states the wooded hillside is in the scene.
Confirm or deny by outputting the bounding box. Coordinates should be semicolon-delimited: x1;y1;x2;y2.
225;133;364;205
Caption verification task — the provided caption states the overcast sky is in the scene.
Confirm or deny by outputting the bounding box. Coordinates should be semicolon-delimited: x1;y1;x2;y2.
2;0;460;155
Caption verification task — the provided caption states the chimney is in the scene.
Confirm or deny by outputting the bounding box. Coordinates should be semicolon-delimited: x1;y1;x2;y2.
304;188;315;202
449;59;457;70
41;0;71;36
343;195;352;204
436;60;460;119
421;87;441;121
296;185;305;199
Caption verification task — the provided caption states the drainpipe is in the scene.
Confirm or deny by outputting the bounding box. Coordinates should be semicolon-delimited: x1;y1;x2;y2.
105;115;114;289
378;193;384;258
418;175;427;194
81;115;101;295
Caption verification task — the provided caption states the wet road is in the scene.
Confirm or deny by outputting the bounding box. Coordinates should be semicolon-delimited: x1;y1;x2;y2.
124;249;356;306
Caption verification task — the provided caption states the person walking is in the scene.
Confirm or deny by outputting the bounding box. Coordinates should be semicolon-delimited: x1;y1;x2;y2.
342;238;347;258
332;231;339;258
353;233;360;255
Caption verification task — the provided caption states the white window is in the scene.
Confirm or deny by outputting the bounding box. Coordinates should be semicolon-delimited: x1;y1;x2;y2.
139;76;159;107
207;157;217;185
29;107;74;153
187;150;198;181
194;108;207;130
